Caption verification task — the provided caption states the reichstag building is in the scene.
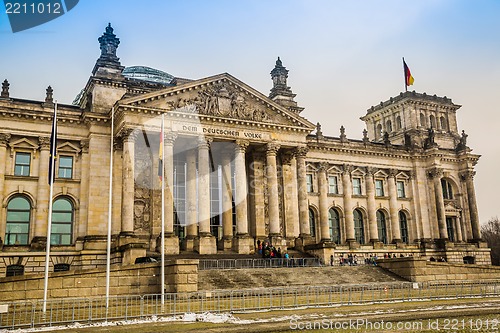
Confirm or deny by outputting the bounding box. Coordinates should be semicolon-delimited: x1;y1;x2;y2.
0;25;490;276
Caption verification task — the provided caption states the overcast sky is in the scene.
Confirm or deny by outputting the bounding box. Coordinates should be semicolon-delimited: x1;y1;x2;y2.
1;0;499;223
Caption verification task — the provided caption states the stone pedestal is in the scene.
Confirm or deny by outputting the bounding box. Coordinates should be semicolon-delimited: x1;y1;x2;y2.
347;239;360;250
157;234;179;255
269;234;287;251
195;234;217;254
371;240;385;249
181;235;196;252
122;244;146;265
219;236;233;251
295;235;314;250
232;235;254;254
30;236;47;250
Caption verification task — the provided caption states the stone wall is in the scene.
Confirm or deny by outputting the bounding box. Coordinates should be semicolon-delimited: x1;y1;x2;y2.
378;257;500;282
0;259;198;302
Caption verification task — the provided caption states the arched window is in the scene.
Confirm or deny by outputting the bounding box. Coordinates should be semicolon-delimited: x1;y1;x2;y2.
441;179;453;200
386;120;392;133
376;124;383;140
396;116;402;130
376;210;387;244
353;209;365;244
51;198;74;245
440;116;448;131
328;208;341;244
420;113;426;127
6;196;31;245
309;208;316;237
399;211;409;244
430;115;436;129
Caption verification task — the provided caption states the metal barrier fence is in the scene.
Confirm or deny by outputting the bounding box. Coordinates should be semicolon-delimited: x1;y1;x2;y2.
198;258;323;270
1;280;500;330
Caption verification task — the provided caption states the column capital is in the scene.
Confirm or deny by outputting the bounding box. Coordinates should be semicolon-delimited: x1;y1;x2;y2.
266;142;280;156
165;132;178;145
460;169;476;181
281;151;294;166
0;133;11;147
235;139;249;153
197;136;212;149
294;146;308;158
113;138;123;151
318;162;329;173
408;170;416;180
80;139;90;153
38;136;51;150
121;128;138;143
342;164;353;174
365;166;377;177
388;168;399;179
427;167;443;179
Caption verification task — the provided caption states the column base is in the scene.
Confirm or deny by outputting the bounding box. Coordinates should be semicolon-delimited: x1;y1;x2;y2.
121;244;146;265
269;234;287;251
295;235;314;250
181;235;196;252
195;234;217;254
30;236;47;250
218;236;233;251
346;239;360;250
156;233;180;255
370;240;384;249
232;234;254;254
118;231;138;248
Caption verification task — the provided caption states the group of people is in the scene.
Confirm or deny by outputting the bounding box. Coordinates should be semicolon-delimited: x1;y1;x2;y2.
257;240;289;259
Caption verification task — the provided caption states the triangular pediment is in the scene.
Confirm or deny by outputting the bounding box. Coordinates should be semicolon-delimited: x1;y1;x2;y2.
118;73;315;130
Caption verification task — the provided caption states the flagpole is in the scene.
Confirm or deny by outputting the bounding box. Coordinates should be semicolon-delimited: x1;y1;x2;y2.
161;114;165;306
43;101;57;313
403;57;407;92
106;106;114;311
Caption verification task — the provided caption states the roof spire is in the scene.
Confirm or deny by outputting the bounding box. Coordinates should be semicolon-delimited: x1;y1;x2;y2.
1;80;9;98
269;57;304;114
92;23;124;77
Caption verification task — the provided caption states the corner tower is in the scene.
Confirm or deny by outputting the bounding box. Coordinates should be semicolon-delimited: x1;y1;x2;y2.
269;57;304;114
360;91;462;150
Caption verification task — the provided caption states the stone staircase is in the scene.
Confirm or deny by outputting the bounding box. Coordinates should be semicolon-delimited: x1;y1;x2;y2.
198;265;406;291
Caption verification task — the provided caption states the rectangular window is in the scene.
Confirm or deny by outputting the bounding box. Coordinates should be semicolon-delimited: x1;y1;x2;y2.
375;179;384;197
352;177;362;195
397;181;406;198
328;176;338;194
14;152;31;176
306;174;313;192
58;156;73;179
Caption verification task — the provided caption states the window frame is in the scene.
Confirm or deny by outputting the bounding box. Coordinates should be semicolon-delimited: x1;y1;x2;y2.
376;210;388;244
352;177;362;196
328;175;338;194
308;208;316;237
306;174;314;193
441;179;453;200
396;180;406;198
5;196;31;245
51;197;74;245
399;211;409;244
14;152;31;176
353;209;365;244
58;155;74;179
328;208;341;244
375;179;384;197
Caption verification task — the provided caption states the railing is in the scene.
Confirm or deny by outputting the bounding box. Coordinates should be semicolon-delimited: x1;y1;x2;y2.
198;258;323;270
1;280;500;330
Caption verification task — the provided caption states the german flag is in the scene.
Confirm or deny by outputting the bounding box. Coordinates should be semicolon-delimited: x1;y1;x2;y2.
403;58;415;89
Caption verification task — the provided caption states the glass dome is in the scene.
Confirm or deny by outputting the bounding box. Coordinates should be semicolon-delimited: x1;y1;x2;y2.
122;66;174;85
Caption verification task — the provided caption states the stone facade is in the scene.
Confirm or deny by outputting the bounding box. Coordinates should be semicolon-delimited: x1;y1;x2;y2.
0;25;491;278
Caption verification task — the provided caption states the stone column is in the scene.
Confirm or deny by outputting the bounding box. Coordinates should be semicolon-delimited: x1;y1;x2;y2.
461;170;481;240
161;132;179;254
318;162;331;242
195;136;216;254
266;143;281;241
77;140;90;250
121;130;136;237
232;140;252;253
430;168;448;239
251;150;266;240
0;134;10;244
342;164;355;245
183;148;197;251
388;169;402;243
282;151;299;242
455;216;463;242
32;136;51;249
295;147;311;243
365;168;379;243
220;151;233;251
